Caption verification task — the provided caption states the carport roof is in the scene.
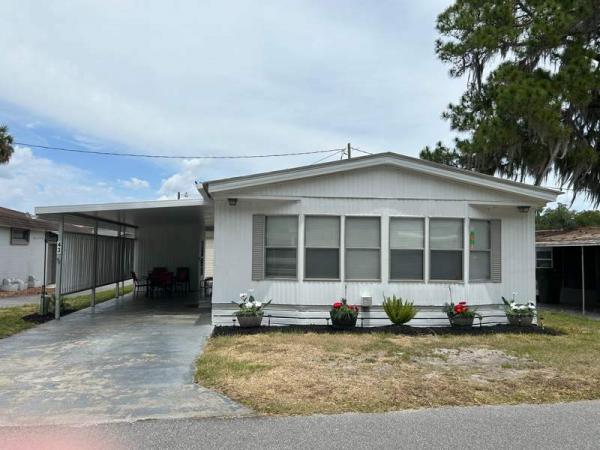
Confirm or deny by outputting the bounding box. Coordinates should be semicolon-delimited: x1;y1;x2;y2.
35;199;211;230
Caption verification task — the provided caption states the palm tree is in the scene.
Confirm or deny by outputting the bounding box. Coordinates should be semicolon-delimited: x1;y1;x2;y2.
0;125;14;163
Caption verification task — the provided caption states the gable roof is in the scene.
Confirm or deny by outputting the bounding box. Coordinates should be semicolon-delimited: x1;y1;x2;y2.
536;227;600;247
202;152;561;202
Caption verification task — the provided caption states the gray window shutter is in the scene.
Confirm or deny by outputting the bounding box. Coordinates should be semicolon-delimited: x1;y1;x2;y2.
490;219;501;283
252;215;266;280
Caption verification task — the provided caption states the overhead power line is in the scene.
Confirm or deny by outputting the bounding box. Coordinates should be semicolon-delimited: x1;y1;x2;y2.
14;141;346;160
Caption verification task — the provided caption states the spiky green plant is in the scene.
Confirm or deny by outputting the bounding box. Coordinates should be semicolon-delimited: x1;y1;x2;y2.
382;294;417;325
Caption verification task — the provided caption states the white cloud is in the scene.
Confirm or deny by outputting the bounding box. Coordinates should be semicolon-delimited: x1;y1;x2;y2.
157;160;204;200
0;146;129;212
118;177;149;190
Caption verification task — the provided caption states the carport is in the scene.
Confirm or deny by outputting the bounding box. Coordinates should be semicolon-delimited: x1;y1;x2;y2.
35;199;212;319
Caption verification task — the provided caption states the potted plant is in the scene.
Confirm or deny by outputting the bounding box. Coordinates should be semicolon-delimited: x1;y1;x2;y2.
502;296;536;326
233;292;271;327
330;298;359;329
443;301;480;327
382;294;417;325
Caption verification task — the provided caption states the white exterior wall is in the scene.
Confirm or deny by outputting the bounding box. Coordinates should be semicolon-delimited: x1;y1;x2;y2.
212;166;540;326
0;227;46;284
134;223;203;290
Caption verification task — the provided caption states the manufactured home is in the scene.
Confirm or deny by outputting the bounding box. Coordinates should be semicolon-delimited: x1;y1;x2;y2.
35;152;559;326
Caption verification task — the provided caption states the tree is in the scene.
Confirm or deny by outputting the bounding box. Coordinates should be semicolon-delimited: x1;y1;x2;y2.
424;1;600;204
0;125;14;164
536;203;600;230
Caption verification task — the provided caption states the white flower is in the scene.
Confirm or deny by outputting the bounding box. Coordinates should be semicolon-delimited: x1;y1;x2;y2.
254;301;262;308
240;293;248;300
244;302;253;308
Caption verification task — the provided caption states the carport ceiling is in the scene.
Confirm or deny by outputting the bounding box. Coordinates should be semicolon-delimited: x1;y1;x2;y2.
35;199;212;230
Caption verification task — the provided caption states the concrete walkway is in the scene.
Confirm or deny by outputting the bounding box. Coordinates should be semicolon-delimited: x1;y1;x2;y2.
0;292;251;426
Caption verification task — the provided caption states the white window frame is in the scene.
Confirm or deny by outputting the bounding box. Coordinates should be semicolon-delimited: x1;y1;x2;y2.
10;228;30;246
264;215;298;279
469;219;491;282
389;216;425;282
344;216;381;281
536;247;553;269
304;215;341;280
428;218;464;282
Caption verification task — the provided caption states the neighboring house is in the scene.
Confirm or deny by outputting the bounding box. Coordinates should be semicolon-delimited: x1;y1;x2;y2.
536;227;600;312
0;207;57;290
35;152;560;325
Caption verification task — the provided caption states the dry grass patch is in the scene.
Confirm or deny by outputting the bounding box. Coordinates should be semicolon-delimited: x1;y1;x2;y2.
196;311;600;415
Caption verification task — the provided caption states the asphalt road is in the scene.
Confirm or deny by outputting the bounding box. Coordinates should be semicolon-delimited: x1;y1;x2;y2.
2;400;600;449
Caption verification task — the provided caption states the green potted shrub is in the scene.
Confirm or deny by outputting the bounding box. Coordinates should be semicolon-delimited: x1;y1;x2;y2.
330;298;359;329
233;292;271;327
502;296;536;326
443;301;480;327
382;294;417;325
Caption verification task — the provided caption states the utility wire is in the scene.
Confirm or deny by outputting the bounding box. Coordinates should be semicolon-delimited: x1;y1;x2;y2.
351;146;373;155
311;149;344;165
14;141;346;160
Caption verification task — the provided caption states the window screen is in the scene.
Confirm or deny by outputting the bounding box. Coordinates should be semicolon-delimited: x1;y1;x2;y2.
305;216;340;279
265;216;298;278
10;228;30;246
430;219;463;280
345;217;380;280
469;220;491;281
390;218;424;280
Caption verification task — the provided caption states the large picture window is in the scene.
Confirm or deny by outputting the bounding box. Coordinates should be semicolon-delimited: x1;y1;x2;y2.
304;216;340;279
345;217;380;280
265;216;298;278
429;218;463;281
389;218;424;280
469;220;491;281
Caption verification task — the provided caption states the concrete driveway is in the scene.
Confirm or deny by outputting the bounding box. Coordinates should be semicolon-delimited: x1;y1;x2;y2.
0;292;251;426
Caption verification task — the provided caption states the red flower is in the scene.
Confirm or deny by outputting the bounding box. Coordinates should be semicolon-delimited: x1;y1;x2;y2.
333;302;343;309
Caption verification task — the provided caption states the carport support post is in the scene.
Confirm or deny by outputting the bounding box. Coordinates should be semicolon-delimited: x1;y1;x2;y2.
581;246;586;315
116;225;121;299
54;216;64;320
91;221;98;308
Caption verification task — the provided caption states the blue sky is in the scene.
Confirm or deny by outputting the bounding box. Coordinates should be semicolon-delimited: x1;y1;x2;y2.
0;0;590;212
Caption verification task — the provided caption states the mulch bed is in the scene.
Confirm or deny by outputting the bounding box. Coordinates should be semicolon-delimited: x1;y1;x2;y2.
213;324;561;337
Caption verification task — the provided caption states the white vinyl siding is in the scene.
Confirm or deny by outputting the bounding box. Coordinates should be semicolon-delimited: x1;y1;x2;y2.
429;218;464;281
265;216;298;278
389;218;424;281
345;217;380;280
304;216;340;279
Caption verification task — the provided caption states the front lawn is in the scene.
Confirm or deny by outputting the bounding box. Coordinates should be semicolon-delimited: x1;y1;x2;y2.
0;285;133;339
195;311;600;415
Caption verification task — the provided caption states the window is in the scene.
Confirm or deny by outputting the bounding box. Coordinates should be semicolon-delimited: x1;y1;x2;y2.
265;216;298;278
345;217;380;280
305;216;340;279
429;219;463;280
536;247;553;269
10;228;30;246
389;218;424;280
469;220;491;281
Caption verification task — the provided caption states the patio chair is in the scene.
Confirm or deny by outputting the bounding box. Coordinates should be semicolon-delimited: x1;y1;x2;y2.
131;271;150;296
175;267;191;294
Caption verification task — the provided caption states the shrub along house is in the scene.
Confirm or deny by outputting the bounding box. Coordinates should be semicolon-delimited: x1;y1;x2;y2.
36;152;559;326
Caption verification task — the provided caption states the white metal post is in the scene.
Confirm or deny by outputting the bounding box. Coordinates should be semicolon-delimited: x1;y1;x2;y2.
92;221;98;308
55;216;64;320
581;246;586;315
116;226;121;299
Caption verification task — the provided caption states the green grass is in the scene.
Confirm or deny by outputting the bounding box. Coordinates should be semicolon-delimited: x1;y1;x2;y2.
0;305;38;339
0;285;134;340
196;311;600;415
63;285;133;311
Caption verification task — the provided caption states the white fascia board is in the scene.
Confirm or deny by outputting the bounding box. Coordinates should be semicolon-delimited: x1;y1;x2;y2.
207;154;560;203
35;199;205;215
